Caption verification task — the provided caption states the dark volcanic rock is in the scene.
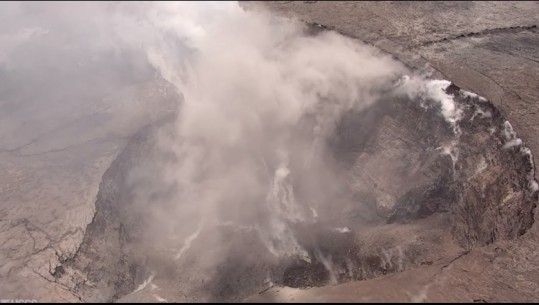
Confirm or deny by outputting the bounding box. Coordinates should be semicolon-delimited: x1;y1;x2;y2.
449;88;537;248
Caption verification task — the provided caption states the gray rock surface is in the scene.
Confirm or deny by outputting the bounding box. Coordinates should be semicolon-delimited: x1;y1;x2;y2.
0;79;178;302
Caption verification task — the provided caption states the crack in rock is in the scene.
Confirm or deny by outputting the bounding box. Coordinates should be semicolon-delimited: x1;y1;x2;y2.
410;25;538;50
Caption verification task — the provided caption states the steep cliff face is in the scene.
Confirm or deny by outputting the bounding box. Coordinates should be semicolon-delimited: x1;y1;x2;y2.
448;85;537;248
345;82;537;248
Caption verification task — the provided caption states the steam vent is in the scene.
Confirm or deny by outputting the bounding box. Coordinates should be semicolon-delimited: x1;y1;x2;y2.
1;1;538;303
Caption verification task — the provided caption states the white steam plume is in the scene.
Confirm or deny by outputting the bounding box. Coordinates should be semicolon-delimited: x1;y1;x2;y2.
139;1;409;259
